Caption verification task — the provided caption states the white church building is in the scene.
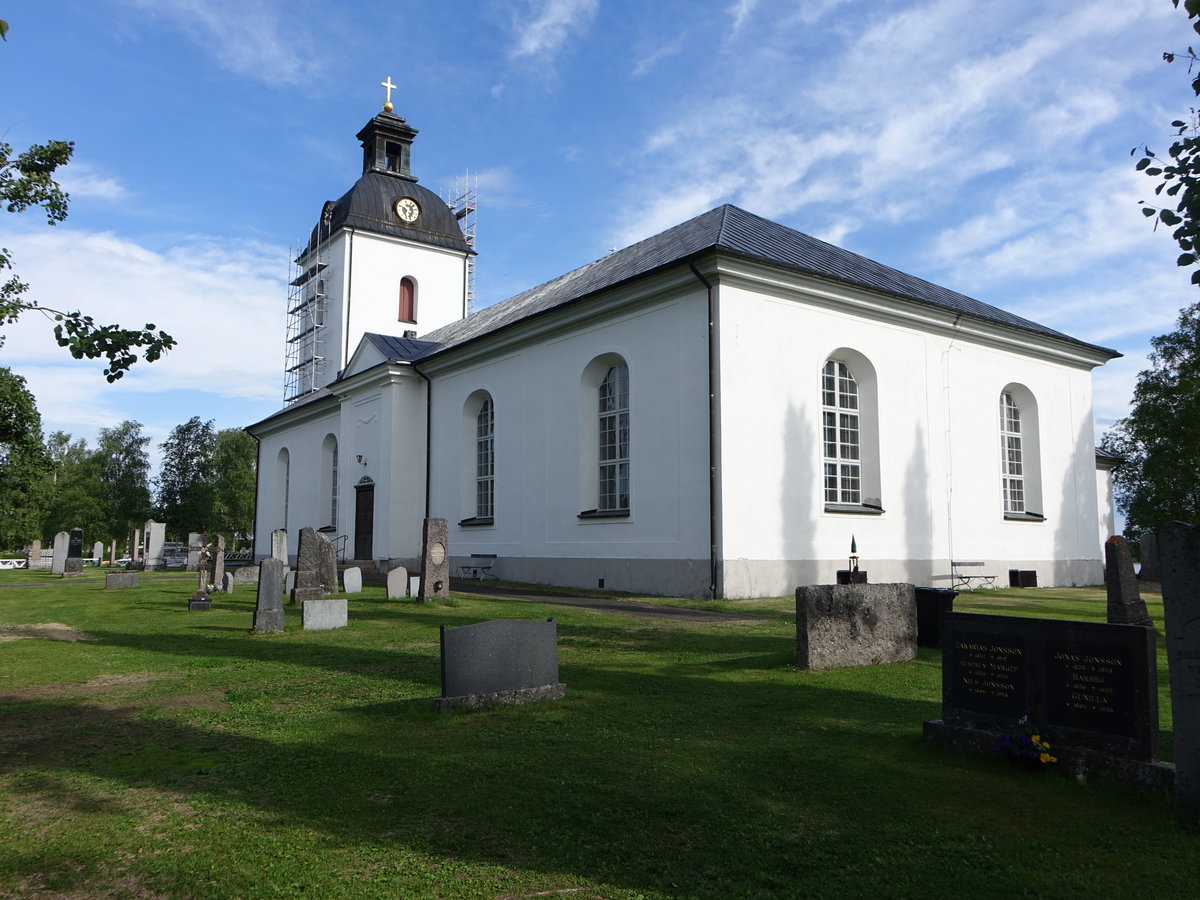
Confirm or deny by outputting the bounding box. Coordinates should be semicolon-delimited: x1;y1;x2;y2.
248;100;1120;599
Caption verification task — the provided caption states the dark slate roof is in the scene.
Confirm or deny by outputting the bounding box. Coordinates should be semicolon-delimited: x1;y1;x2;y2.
307;171;471;254
416;204;1119;360
1095;447;1125;466
362;333;440;362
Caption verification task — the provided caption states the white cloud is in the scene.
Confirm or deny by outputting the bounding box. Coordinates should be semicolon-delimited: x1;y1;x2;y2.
57;162;128;201
631;36;683;78
728;0;760;35
0;225;286;408
509;0;599;62
118;0;321;86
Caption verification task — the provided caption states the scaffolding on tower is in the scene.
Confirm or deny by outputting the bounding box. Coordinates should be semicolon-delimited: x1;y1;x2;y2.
283;209;332;403
445;171;478;314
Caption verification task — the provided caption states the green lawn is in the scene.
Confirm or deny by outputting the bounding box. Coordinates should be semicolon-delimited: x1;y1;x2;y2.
0;574;1195;898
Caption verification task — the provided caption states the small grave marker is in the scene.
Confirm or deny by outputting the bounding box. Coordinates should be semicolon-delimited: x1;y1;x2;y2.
1105;536;1151;626
437;617;565;710
386;566;408;599
254;558;286;634
342;566;362;594
302;598;348;630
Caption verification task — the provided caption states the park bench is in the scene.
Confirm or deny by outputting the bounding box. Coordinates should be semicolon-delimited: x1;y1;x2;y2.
951;560;997;590
458;553;499;580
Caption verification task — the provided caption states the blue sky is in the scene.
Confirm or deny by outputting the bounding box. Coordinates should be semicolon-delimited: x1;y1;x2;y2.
0;0;1195;475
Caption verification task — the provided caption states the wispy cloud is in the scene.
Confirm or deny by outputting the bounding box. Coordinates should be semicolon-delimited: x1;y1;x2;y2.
631;35;683;78
118;0;321;86
509;0;599;63
728;0;759;35
57;161;128;201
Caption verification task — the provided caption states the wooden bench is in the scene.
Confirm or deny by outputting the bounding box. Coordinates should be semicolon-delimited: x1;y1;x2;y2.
458;553;499;580
951;561;997;590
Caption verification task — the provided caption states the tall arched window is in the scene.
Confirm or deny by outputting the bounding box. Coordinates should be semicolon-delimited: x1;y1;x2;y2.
820;351;882;512
598;363;630;512
476;398;494;518
399;277;416;323
321;434;339;529
822;359;861;505
275;447;290;531
999;385;1043;519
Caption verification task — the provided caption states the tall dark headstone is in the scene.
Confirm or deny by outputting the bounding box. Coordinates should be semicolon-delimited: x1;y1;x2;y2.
1156;521;1200;826
291;527;326;606
1105;536;1152;626
1138;531;1159;582
67;528;83;559
418;517;450;603
254;558;286;634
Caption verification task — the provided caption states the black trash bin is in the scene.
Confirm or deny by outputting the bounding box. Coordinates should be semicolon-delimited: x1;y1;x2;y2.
914;587;958;649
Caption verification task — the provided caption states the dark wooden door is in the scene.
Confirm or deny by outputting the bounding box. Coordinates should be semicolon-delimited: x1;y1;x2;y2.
354;485;374;560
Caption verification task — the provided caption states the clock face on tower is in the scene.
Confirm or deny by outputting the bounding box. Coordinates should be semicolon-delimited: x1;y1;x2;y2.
394;197;420;223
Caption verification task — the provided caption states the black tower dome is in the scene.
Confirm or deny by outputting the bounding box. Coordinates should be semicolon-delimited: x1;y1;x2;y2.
306;111;472;255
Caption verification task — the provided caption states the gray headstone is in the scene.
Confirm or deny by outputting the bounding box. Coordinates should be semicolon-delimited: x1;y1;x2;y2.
292;527;328;605
143;520;166;570
302;598;348;630
67;528;83;559
317;533;337;594
342;566;362;594
186;532;203;569
438;618;564;710
1105;536;1152;626
62;557;85;577
51;531;69;575
254;558;286;634
795;583;917;671
133;528;141;562
212;535;226;589
270;528;288;564
1156;521;1200;826
284;570;297;594
105;572;138;590
418;517;450;603
232;565;260;585
221;572;234;593
27;539;42;570
409;575;420;598
386;566;408;599
108;539;116;566
92;541;104;563
296;526;321;576
1138;531;1159;582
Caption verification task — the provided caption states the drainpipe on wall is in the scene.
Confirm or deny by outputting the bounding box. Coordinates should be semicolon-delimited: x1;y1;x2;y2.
411;361;433;519
689;260;721;599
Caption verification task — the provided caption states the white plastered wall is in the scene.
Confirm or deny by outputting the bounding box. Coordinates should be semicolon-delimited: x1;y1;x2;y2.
716;272;1106;597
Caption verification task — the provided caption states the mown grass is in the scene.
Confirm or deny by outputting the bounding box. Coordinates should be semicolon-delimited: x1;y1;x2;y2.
0;573;1195;899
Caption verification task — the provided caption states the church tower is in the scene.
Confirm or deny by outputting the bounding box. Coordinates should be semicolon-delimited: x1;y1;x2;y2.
284;81;473;402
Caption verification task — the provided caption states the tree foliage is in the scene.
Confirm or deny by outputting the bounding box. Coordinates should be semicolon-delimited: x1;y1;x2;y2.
1101;302;1200;535
95;420;153;542
0;139;176;381
0;366;49;547
1134;1;1200;284
156;417;217;537
211;428;257;543
42;431;108;542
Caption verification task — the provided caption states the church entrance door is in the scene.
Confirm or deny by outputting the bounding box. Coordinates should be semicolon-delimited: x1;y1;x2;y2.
354;483;374;560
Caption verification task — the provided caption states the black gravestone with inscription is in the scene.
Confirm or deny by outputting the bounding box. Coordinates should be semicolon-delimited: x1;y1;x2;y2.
437;617;565;711
68;528;83;559
939;612;1158;761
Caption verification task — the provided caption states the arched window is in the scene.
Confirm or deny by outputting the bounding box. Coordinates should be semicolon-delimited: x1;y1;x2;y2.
476;398;494;518
598;363;630;512
820;351;882;512
1000;385;1043;519
275;447;290;531
399;277;416;323
321;434;338;529
460;392;495;525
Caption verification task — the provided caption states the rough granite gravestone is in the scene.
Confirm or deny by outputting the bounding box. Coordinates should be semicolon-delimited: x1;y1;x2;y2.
1105;536;1152;626
270;529;287;564
211;534;226;590
386;566;408;599
108;539;116;566
254;558;286;634
317;534;337;595
1156;521;1200;825
232;565;260;585
27;539;42;570
795;583;916;671
1138;531;1159;582
302;598;348;630
91;541;103;564
62;558;84;577
51;531;69;575
291;527;327;606
68;528;83;559
105;572;138;589
186;532;204;569
437;617;565;711
342;566;362;594
143;520;166;570
418;518;450;603
221;572;234;593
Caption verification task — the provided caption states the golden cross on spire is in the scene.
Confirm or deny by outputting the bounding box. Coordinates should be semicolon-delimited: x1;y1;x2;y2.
381;76;397;113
